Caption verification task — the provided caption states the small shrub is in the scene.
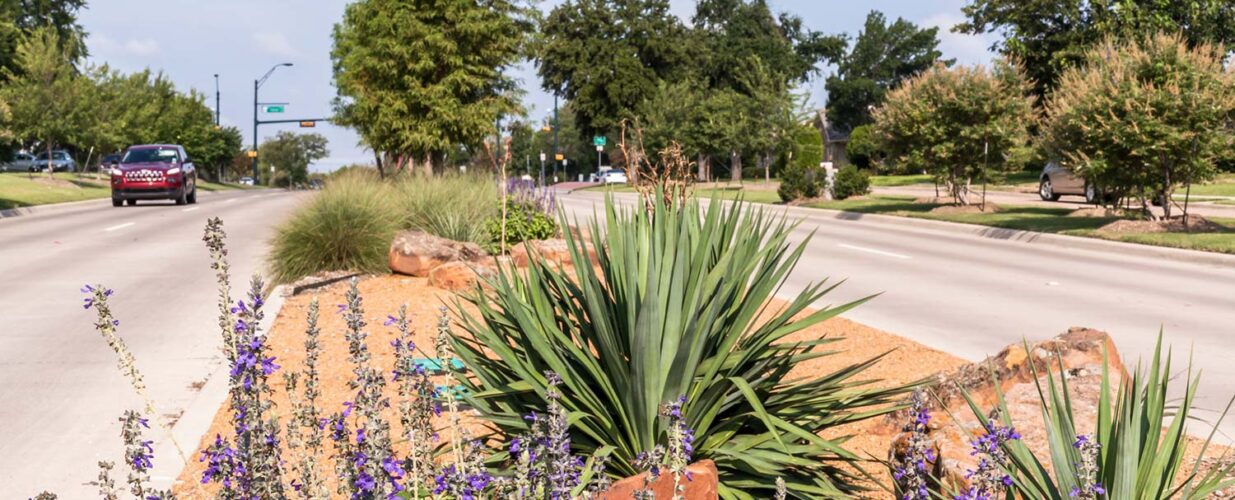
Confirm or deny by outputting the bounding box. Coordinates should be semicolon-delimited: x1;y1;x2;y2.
845;124;881;170
779;124;825;202
268;173;399;283
831;165;871;200
393;172;496;244
486;179;558;253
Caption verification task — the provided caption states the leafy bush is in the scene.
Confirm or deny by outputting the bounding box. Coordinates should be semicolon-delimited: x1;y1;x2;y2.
268;173;400;283
450;196;908;498
268;171;497;283
831;165;871;200
485;179;558;253
947;335;1235;499
778;124;826;202
845;124;881;171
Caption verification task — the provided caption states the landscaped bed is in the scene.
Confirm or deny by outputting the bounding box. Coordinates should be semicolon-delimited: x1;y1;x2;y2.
171;273;969;496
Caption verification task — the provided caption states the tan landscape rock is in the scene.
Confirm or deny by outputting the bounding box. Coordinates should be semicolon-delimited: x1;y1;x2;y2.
388;230;487;277
888;327;1125;490
428;261;496;291
509;238;599;267
597;459;719;500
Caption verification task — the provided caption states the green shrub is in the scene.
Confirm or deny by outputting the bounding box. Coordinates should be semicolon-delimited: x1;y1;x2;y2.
485;200;557;253
831;165;871;200
393;173;497;244
778;124;826;202
845;124;881;170
450;196;908;498
268;173;399;283
958;334;1235;499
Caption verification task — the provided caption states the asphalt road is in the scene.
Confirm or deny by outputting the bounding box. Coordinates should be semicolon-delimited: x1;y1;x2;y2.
0;189;307;497
559;190;1235;443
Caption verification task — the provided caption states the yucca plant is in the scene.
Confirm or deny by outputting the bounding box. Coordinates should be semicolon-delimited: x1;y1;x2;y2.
449;195;909;498
959;334;1235;499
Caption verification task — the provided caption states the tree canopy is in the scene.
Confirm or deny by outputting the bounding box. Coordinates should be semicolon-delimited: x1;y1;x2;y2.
1042;33;1235;218
537;0;689;138
0;0;88;80
825;10;949;130
873;61;1036;204
956;0;1235;98
259;131;330;187
332;0;535;175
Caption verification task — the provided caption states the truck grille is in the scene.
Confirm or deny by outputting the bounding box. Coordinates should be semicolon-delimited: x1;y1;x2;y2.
125;169;164;182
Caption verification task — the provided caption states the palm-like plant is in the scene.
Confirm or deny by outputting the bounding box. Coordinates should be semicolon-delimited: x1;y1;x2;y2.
449;196;909;498
960;334;1235;499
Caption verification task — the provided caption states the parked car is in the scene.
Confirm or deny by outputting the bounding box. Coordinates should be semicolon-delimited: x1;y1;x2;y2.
34;150;76;172
1039;161;1100;204
601;170;628;185
239;176;255;186
99;154;122;172
1;152;36;172
109;144;197;207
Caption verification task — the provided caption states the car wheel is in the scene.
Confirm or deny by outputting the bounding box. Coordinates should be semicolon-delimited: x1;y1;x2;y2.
1039;178;1061;201
112;198;123;207
187;187;197;204
126;199;137;206
1084;183;1100;204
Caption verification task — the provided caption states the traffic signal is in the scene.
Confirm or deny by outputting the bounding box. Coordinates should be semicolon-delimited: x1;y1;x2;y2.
299;121;316;128
554;153;564;161
246;150;258;158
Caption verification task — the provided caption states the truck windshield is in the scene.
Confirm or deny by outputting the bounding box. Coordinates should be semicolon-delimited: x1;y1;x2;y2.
122;149;179;164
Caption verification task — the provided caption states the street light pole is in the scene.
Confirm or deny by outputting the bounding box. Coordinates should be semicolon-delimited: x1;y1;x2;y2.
552;93;559;183
214;74;220;126
252;63;293;184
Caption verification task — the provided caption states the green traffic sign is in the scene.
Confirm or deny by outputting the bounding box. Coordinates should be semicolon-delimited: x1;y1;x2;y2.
592;136;606;147
264;105;285;113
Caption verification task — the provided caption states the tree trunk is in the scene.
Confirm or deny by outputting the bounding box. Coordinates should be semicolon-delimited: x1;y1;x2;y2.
763;153;771;185
374;151;386;179
730;151;741;183
697;153;708;182
46;142;54;179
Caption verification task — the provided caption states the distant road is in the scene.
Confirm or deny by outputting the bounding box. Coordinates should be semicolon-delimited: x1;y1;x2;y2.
0;189;307;497
559;189;1235;442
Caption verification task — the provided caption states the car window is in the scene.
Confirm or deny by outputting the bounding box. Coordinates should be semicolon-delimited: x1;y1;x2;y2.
122;148;180;164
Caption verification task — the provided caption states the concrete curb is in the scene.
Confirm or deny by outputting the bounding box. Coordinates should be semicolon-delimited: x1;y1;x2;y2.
148;284;290;491
0;188;277;219
568;190;1235;268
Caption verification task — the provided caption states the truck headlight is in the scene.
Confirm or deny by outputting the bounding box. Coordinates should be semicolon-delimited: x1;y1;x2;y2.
110;168;122;176
166;167;181;175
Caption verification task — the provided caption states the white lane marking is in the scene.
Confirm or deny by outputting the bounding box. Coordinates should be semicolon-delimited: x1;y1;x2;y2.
837;243;911;260
104;222;135;232
182;207;200;212
224;198;237;204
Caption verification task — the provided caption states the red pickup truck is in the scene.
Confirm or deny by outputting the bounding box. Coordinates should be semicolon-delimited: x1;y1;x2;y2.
109;144;198;207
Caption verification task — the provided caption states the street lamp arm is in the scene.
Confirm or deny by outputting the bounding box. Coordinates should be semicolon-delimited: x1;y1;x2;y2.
257;62;293;89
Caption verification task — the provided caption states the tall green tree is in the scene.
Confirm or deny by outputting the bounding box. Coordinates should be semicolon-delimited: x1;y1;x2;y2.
259;131;329;187
2;27;89;175
873;61;1036;205
332;0;535;176
956;0;1235;98
1042;33;1235;219
0;0;88;81
825;11;949;129
537;0;689;139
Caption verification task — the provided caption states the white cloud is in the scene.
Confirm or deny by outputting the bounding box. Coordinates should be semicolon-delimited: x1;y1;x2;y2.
252;32;298;58
91;34;160;57
920;13;996;67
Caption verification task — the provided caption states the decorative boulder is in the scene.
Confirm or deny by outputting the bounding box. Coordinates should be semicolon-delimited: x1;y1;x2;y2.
598;459;719;500
388;230;487;277
888;327;1125;490
509;239;599;267
428;261;496;292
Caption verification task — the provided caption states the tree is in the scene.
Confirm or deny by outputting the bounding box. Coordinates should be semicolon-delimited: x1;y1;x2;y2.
537;0;689;139
825;11;949;129
259;131;329;187
1042;33;1235;220
692;0;843;92
844;124;881;171
194;126;244;181
956;0;1235;98
873;61;1036;205
2;27;88;176
0;0;88;81
332;0;534;176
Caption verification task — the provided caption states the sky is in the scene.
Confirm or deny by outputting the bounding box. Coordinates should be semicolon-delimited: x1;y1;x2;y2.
78;0;998;172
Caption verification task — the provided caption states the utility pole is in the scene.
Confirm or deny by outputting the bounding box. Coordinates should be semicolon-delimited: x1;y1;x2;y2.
213;74;220;126
552;93;559;184
539;151;546;186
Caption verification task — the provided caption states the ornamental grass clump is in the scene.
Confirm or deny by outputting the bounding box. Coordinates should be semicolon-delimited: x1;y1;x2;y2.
450;195;910;498
957;334;1235;499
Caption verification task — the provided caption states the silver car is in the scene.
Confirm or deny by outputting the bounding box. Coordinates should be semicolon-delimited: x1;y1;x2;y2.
1;152;36;172
34;150;76;172
1039;161;1099;204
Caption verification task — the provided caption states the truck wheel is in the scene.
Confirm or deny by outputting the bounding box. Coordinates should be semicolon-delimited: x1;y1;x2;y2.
175;188;187;205
1039;177;1061;201
187;187;197;204
112;198;123;207
1084;183;1100;204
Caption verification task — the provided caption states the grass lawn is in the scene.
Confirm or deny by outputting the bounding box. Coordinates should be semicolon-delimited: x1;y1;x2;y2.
1175;174;1235;197
0;172;112;209
869;170;1040;189
0;172;253;210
